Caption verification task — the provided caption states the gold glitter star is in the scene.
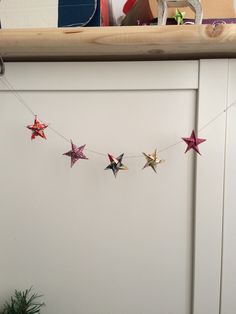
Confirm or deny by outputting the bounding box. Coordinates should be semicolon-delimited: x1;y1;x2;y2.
142;149;164;173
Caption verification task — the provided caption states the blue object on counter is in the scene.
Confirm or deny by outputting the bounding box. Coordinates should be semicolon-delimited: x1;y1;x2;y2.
58;0;100;27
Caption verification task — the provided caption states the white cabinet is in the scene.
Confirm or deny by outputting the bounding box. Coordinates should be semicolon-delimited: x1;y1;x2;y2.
0;60;234;314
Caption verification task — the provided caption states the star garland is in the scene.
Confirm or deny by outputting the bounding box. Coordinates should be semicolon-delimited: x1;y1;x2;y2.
3;74;235;179
25;114;206;178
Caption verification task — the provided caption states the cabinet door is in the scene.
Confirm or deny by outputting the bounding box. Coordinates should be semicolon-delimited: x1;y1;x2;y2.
0;60;227;314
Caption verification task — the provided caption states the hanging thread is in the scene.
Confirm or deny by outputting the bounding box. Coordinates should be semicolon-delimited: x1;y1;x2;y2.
1;67;236;159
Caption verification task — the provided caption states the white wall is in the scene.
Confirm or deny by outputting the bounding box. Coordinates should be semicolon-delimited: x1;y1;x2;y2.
0;0;58;28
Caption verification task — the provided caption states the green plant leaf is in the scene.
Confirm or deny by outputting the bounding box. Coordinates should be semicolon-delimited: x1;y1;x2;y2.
0;288;45;314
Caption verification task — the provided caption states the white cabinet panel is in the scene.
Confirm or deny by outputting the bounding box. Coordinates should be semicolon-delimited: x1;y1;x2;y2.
193;60;229;314
0;61;199;91
221;59;236;314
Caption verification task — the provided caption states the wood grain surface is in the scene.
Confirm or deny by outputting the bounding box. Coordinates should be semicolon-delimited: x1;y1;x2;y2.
0;24;236;61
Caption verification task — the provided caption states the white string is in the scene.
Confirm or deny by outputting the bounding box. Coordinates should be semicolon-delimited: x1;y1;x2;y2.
1;74;236;159
1;77;36;116
1;76;109;157
125;102;236;158
159;140;183;153
47;125;71;143
85;149;107;157
199;101;236;132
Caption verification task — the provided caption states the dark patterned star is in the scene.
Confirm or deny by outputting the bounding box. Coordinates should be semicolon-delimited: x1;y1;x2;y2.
105;153;128;178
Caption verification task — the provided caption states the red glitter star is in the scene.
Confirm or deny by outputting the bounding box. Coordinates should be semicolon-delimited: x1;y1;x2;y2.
27;115;48;140
182;130;206;155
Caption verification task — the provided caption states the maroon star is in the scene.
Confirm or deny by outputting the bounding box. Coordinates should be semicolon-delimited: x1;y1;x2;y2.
63;140;88;168
182;130;206;155
27;115;48;140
